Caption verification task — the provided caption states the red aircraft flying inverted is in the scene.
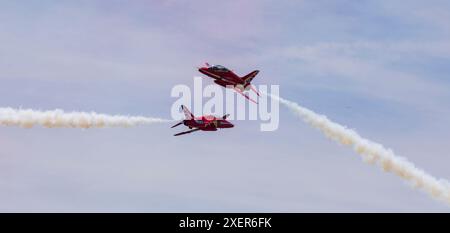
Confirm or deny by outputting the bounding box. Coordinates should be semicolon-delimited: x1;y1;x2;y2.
198;63;260;104
171;105;234;136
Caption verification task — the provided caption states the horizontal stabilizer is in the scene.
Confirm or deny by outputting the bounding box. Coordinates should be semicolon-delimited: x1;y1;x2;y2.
171;121;183;128
174;128;201;136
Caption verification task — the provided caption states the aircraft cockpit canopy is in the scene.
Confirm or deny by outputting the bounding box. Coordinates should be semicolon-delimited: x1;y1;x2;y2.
210;65;229;72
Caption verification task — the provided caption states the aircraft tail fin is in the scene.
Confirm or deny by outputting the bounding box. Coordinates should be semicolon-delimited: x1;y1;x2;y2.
242;70;259;84
242;70;260;97
181;105;194;120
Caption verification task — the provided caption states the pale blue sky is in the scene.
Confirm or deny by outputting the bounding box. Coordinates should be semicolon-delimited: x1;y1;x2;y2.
1;0;450;212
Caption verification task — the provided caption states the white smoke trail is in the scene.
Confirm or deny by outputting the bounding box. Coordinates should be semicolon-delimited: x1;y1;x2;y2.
0;108;172;129
270;94;450;205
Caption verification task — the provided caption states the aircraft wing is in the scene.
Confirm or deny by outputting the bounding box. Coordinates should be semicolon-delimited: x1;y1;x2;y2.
234;87;258;104
249;84;260;97
174;128;201;136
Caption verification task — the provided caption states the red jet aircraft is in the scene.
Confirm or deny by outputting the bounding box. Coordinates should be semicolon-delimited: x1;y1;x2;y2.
171;105;234;136
198;63;260;104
